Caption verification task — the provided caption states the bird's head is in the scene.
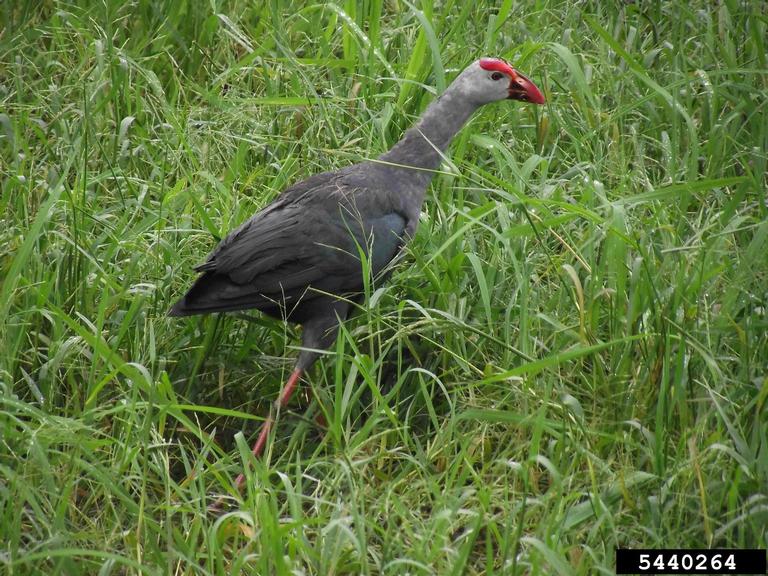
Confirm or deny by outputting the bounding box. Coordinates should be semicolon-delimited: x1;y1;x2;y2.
456;57;545;106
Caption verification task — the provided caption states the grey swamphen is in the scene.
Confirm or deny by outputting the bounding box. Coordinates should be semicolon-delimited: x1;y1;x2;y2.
170;58;545;489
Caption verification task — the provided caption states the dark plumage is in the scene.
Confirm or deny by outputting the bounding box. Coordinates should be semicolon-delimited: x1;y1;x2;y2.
170;57;544;494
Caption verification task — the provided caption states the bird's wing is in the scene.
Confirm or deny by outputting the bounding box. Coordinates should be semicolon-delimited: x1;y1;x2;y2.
173;172;408;316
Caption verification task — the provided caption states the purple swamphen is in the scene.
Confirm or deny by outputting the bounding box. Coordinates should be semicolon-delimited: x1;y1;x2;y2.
170;57;545;492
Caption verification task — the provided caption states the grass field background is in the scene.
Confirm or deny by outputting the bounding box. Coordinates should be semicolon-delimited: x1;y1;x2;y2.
1;1;766;574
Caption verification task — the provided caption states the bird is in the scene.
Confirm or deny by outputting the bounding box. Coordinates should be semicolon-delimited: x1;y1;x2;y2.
170;57;545;490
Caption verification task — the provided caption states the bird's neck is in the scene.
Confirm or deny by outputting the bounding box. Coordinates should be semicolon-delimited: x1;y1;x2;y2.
377;85;479;184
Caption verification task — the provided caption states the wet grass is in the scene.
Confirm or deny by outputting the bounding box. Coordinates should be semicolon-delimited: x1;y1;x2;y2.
1;1;766;574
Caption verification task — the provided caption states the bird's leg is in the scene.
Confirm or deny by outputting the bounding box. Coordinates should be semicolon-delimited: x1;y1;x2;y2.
211;311;346;511
208;368;303;512
231;367;303;492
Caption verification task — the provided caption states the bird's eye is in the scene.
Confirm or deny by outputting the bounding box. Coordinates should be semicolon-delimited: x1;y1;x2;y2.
491;72;505;81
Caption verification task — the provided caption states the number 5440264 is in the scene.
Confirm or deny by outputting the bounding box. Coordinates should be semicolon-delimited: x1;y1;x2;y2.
638;553;736;571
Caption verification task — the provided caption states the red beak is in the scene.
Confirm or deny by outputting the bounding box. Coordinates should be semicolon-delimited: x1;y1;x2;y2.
478;58;546;105
507;71;546;105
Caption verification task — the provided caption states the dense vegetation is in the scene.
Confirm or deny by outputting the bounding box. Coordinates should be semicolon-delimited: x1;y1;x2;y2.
1;1;766;573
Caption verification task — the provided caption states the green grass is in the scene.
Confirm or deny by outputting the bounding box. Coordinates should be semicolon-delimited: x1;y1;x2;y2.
1;0;766;574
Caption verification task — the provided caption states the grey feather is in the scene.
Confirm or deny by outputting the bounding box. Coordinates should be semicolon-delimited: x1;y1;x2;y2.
169;57;537;367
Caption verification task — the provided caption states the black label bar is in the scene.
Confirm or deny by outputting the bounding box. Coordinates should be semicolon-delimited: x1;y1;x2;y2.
615;549;766;574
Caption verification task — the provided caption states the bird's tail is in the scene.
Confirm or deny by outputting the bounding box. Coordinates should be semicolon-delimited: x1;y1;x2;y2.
168;272;273;317
167;298;200;317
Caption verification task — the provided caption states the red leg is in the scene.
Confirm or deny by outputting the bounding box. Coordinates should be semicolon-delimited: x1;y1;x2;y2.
231;368;303;492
